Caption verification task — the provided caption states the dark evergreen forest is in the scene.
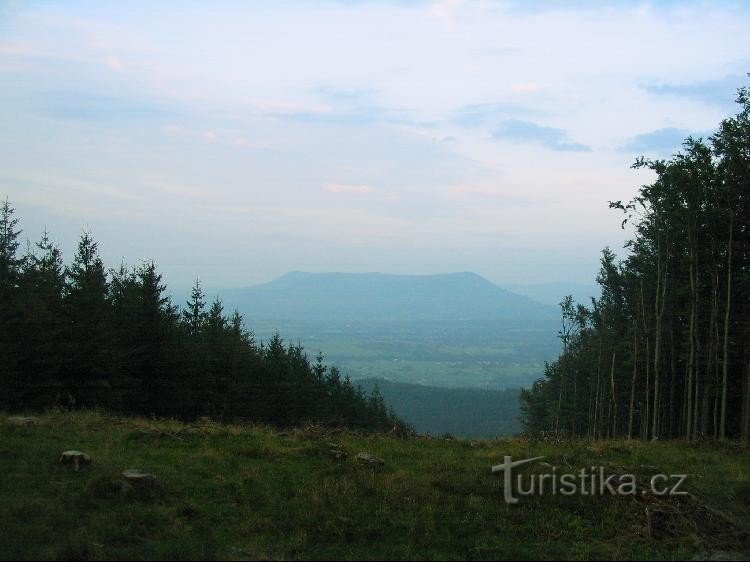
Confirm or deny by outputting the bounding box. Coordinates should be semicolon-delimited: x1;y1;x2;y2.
521;84;750;441
0;210;405;432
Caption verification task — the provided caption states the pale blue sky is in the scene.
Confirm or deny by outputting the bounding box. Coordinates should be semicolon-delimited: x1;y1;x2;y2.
1;0;748;291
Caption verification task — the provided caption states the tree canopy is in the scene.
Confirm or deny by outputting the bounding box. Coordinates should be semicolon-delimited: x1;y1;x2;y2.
521;84;750;441
0;205;407;433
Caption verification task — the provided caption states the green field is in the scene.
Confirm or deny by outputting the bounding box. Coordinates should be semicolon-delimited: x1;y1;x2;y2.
2;411;749;560
254;333;550;389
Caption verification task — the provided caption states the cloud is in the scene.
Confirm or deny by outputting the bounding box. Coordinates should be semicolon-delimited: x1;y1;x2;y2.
641;74;748;108
619;127;699;156
453;103;542;128
278;108;382;125
510;82;541;94
492;120;590;152
323;183;374;194
23;91;175;123
104;56;123;70
275;87;407;127
430;0;468;22
1;0;749;287
445;185;547;206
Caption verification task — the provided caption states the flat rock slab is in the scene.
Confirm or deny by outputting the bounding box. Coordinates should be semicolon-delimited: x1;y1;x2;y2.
59;450;91;471
355;452;385;466
693;552;750;561
7;416;36;426
122;470;158;485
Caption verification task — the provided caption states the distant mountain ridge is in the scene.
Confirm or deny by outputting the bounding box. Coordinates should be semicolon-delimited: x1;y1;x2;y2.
505;281;599;307
219;271;561;389
221;271;557;327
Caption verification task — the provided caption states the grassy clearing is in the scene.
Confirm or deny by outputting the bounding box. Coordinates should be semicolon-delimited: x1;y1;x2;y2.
1;411;749;560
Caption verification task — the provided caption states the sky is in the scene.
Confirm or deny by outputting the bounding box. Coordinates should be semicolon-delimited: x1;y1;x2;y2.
1;0;748;293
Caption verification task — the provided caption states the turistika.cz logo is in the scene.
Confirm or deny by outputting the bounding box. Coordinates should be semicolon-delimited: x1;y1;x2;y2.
491;456;688;504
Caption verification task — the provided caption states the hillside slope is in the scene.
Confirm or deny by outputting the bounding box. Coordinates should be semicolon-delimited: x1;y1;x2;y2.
3;411;749;560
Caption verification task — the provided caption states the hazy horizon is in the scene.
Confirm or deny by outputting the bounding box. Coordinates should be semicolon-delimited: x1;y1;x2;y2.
2;0;749;293
210;270;598;309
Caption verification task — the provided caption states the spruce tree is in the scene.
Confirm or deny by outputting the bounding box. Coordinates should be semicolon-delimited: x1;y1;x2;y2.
64;231;109;407
17;230;66;406
0;199;22;407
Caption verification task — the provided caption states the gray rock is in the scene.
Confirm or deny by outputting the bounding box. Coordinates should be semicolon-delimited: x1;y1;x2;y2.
121;470;158;485
355;452;385;466
7;416;35;426
59;450;91;471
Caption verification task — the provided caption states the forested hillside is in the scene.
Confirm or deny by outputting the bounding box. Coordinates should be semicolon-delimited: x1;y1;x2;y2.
521;84;750;441
358;378;521;438
0;209;405;432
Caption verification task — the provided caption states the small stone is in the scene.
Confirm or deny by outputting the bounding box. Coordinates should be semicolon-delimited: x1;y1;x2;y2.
121;470;158;485
59;450;91;471
355;452;385;466
328;449;347;460
7;416;35;426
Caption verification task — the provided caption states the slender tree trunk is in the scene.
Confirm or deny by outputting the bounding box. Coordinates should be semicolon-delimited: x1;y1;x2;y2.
556;370;563;434
706;257;718;435
653;250;667;439
701;376;711;437
652;255;661;440
712;267;721;439
694;367;701;438
587;335;596;439
572;368;578;437
743;360;750;443
713;393;720;439
609;350;617;436
628;321;638;439
669;329;685;437
587;370;594;438
720;212;734;441
693;351;701;438
702;269;716;436
686;237;696;439
593;327;604;438
641;280;651;440
692;241;702;439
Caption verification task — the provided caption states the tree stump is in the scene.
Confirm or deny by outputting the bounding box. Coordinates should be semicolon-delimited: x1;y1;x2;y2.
59;450;91;471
